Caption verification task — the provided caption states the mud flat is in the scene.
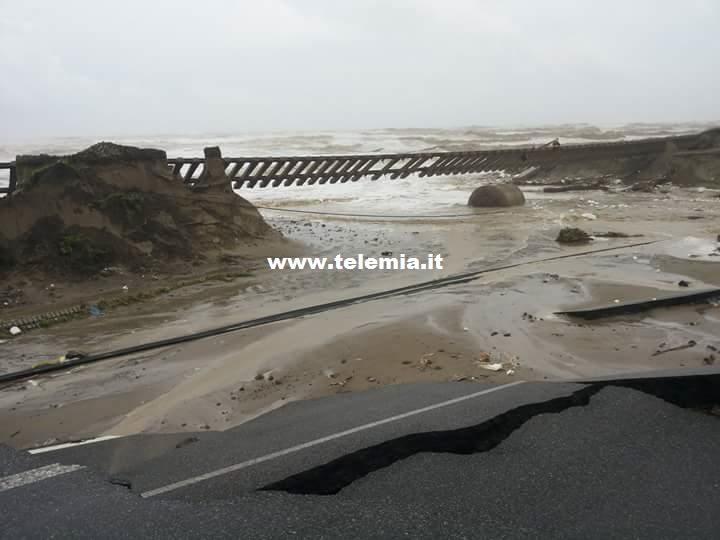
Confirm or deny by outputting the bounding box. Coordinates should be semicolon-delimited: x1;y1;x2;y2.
1;138;720;449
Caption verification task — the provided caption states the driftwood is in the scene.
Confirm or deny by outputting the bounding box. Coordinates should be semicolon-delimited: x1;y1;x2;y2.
543;181;607;193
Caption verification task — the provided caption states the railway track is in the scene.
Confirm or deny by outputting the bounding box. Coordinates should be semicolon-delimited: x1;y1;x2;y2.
1;130;716;194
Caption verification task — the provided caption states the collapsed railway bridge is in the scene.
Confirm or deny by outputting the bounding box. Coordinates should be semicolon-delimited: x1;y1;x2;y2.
1;128;718;195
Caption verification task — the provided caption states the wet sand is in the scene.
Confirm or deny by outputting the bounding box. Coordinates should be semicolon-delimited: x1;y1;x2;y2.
1;187;720;449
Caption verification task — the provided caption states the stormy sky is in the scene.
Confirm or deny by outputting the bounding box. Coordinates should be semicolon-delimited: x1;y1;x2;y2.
1;0;718;139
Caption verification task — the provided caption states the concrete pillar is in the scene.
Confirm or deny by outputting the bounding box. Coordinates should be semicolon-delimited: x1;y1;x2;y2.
198;146;232;193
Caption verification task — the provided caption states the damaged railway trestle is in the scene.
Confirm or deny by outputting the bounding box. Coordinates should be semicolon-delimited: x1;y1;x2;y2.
0;131;708;195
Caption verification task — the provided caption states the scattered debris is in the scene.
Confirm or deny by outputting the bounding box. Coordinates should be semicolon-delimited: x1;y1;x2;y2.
703;355;716;365
593;231;643;238
330;376;353;388
100;266;122;277
9;326;21;336
477;362;504;372
175;436;199;449
556;227;592;245
652;340;697;357
109;477;132;489
542;182;606;193
678;280;691;288
419;353;435;368
627;178;663;192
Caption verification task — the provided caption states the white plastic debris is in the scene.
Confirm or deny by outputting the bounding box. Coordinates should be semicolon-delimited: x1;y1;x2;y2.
613;299;620;304
463;327;470;332
581;213;597;220
122;285;129;291
28;379;39;387
9;326;21;336
478;362;504;372
506;369;516;376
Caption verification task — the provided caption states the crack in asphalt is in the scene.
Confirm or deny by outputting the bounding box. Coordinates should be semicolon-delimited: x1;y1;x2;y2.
260;385;603;495
260;375;720;496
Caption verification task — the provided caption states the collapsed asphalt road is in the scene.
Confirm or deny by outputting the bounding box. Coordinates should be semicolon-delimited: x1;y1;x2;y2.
2;369;719;539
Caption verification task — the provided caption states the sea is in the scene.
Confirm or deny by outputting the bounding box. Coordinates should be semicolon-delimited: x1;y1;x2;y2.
0;123;710;216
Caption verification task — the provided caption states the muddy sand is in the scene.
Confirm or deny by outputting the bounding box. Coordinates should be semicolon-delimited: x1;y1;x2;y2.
1;182;720;449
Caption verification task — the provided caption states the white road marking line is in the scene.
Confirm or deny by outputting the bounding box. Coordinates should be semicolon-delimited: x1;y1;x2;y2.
0;463;85;492
28;435;121;455
142;380;525;498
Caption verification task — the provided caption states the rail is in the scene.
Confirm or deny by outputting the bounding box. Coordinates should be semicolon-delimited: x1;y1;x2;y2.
0;162;16;195
0;131;706;196
168;132;698;188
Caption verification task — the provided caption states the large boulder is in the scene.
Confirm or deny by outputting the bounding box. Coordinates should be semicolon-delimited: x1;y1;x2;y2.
468;184;525;207
556;227;592;244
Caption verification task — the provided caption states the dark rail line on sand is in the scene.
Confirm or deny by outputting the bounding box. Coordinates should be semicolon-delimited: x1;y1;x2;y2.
0;240;658;385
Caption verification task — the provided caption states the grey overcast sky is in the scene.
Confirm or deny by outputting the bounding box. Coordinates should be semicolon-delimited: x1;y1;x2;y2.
1;0;718;139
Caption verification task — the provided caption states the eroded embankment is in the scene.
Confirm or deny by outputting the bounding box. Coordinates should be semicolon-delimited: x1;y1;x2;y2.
517;128;720;188
0;142;280;279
